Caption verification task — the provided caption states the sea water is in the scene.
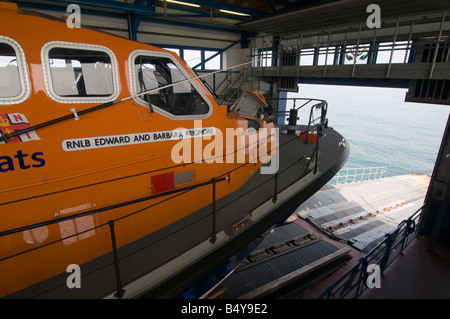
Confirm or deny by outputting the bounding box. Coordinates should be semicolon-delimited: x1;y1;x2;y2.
287;84;450;178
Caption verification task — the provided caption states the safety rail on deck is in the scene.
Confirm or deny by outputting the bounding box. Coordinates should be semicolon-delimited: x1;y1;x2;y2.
269;97;328;175
248;9;450;80
330;166;387;185
318;204;425;299
267;97;328;127
0;176;228;298
252;40;426;68
0;97;329;298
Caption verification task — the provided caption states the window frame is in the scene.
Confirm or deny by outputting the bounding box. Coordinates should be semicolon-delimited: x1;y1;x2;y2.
128;49;212;120
0;36;31;105
203;50;222;70
41;41;120;104
161;46;222;71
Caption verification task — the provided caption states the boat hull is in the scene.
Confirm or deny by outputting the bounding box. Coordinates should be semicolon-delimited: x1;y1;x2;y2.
0;5;348;300
4;126;349;299
158;128;350;299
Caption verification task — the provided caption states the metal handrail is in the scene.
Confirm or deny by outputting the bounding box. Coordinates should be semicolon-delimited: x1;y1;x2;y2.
0;176;228;298
252;41;421;67
267;97;328;176
318;204;425;299
0;96;330;298
217;72;244;105
267;98;328;124
331;166;387;185
214;69;233;94
249;9;450;72
0;177;227;239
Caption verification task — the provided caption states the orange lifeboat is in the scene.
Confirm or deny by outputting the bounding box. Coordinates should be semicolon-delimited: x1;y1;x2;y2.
0;2;348;298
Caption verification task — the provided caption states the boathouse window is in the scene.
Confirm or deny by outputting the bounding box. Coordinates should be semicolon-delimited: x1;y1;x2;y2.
42;42;119;103
131;52;210;118
183;49;202;69
0;37;30;105
162;47;222;70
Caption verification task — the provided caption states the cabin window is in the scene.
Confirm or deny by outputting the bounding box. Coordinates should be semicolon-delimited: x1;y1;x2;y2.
130;51;211;119
42;42;119;103
0;37;30;105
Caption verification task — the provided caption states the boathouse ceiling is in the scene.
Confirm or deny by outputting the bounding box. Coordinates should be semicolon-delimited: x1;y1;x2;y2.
238;0;450;35
12;0;450;35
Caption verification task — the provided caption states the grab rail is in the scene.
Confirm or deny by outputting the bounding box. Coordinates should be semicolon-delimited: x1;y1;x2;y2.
268;98;328;174
330;166;387;185
249;9;450;75
267;97;328;130
318;204;425;299
0;176;228;298
0;177;227;239
0;97;330;298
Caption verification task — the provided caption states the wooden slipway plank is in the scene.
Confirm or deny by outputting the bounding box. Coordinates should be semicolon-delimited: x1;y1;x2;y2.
238;247;351;299
218;222;349;299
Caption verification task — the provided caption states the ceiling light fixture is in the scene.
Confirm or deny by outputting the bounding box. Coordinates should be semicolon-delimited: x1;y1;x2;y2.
164;0;201;8
219;9;251;17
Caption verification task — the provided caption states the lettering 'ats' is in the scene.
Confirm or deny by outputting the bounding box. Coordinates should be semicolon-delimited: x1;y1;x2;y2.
0;150;46;172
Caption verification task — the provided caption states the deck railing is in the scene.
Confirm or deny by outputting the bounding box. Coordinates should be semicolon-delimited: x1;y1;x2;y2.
268;97;328;175
330;166;387;185
0;96;330;298
0;175;229;298
248;9;450;76
318;204;425;299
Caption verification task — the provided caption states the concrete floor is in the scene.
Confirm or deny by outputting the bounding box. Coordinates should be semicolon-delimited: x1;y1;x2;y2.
362;236;450;299
294;218;450;299
292;174;450;299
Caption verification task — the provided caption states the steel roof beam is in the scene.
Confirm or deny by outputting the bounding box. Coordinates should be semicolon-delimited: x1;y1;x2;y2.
34;0;157;15
184;0;267;17
15;0;244;32
38;0;267;18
